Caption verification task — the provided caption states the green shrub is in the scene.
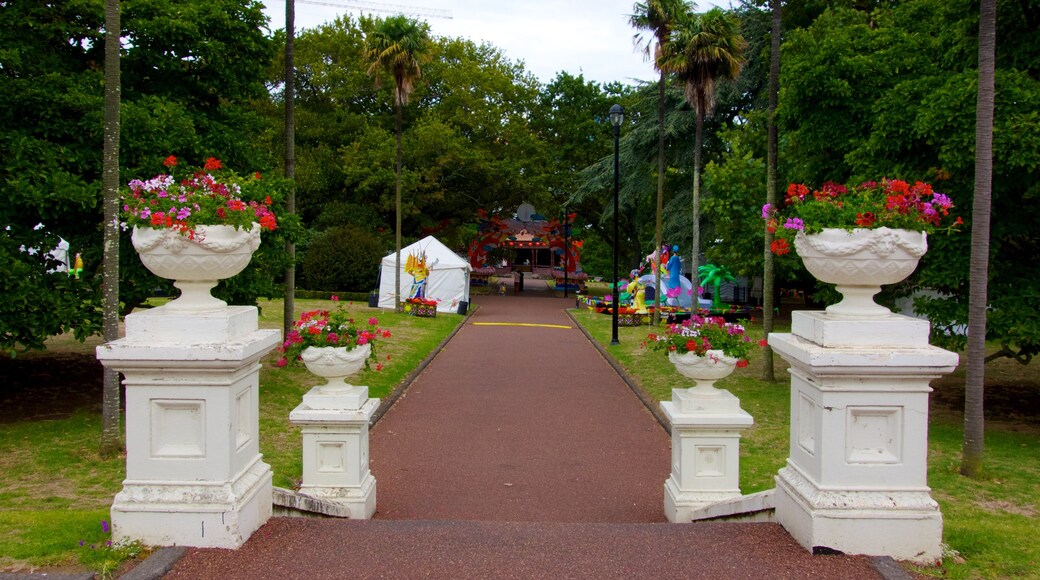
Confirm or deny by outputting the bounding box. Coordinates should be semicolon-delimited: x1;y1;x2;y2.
301;226;384;292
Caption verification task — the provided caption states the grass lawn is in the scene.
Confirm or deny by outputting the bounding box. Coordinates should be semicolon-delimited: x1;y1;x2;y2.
569;307;1040;579
0;297;463;573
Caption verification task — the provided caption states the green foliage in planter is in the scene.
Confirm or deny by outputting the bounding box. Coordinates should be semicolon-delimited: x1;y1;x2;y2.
302;225;384;292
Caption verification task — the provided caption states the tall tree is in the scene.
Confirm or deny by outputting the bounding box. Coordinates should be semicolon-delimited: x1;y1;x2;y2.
631;0;689;324
962;0;996;478
762;0;781;382
283;0;297;337
364;15;432;306
665;7;747;282
100;0;121;456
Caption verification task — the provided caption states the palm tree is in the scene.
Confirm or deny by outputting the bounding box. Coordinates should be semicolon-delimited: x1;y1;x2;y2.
962;0;996;477
283;0;297;338
664;7;747;284
630;0;690;326
364;15;432;306
100;0;121;456
762;0;782;382
697;263;735;311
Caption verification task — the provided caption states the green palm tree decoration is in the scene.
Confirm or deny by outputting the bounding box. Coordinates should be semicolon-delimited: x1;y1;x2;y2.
698;263;736;312
663;8;747;285
630;0;690;325
364;15;432;306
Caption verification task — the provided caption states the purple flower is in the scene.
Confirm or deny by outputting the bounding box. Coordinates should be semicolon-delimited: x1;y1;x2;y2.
783;217;805;230
101;520;109;533
761;203;773;219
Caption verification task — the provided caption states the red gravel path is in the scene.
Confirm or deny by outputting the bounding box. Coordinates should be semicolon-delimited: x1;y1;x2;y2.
166;288;886;579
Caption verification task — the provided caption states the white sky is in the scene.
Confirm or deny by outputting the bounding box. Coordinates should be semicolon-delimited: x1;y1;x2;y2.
262;0;730;86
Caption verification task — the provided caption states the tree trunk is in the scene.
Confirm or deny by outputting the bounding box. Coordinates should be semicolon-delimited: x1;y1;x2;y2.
282;0;296;335
691;98;704;289
100;0;122;457
394;100;403;306
762;0;781;382
653;72;666;326
962;0;996;478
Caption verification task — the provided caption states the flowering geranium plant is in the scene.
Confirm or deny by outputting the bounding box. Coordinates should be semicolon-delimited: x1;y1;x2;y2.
762;179;961;255
645;315;765;367
122;156;277;238
277;306;391;370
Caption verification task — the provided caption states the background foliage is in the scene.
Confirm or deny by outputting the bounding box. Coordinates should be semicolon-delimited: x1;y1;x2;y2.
2;0;1037;361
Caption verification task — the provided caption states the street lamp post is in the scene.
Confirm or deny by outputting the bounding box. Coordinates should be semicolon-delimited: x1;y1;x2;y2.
609;104;624;346
563;210;570;299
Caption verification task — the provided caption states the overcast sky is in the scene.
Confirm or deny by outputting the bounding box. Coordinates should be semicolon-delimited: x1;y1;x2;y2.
262;0;730;87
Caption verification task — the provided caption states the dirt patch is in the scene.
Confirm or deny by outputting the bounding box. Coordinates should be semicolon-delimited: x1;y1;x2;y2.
0;352;104;423
976;499;1037;517
929;355;1040;432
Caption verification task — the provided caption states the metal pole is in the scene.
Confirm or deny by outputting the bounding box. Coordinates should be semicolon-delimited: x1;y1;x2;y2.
611;121;620;345
563;211;570;299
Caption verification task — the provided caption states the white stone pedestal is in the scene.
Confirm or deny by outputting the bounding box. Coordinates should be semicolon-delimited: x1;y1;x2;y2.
96;306;280;549
661;388;754;523
289;387;378;519
769;311;958;564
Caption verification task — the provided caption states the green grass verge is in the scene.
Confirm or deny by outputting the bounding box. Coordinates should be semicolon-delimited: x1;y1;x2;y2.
0;298;463;572
569;307;1040;579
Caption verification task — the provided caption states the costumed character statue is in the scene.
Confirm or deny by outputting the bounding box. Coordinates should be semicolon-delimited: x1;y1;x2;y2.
405;251;435;301
627;270;647;314
71;253;84;279
664;245;683;306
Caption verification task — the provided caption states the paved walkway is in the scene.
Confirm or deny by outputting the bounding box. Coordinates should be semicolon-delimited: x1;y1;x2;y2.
164;283;889;579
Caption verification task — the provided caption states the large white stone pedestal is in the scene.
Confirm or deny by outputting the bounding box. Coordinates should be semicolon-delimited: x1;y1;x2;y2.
289;387;378;519
769;311;958;564
662;388;754;523
96;306;280;548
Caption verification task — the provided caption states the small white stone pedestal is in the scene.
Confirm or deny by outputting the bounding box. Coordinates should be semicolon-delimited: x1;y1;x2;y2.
769;311;958;564
96;306;280;549
661;388;754;522
289;386;378;519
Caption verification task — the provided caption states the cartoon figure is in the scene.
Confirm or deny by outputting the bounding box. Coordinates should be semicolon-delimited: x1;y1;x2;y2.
405;251;432;301
71;253;84;279
664;245;683;306
627;270;647;314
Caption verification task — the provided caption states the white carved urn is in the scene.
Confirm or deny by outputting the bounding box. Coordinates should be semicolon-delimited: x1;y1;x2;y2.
132;224;261;312
668;349;738;396
300;343;372;392
794;227;927;318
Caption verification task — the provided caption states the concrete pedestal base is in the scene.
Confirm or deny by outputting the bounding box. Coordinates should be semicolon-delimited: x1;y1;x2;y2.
775;463;942;562
97;305;280;549
110;456;273;548
769;311;957;564
289;393;379;519
661;389;753;523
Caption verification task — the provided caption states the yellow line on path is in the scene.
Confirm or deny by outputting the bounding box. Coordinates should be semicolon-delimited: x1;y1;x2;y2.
471;322;573;330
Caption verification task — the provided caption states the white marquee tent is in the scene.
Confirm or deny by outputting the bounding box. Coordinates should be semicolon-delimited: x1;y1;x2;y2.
377;236;472;314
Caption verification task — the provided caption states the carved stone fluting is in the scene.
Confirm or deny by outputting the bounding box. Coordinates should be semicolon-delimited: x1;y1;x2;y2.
97;305;280;549
769;311;958;564
794;228;926;318
132;224;261;312
300;345;372;409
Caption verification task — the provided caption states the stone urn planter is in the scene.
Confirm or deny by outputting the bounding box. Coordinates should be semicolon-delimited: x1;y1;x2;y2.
668;349;738;396
300;343;372;392
794;227;926;318
132;223;261;312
